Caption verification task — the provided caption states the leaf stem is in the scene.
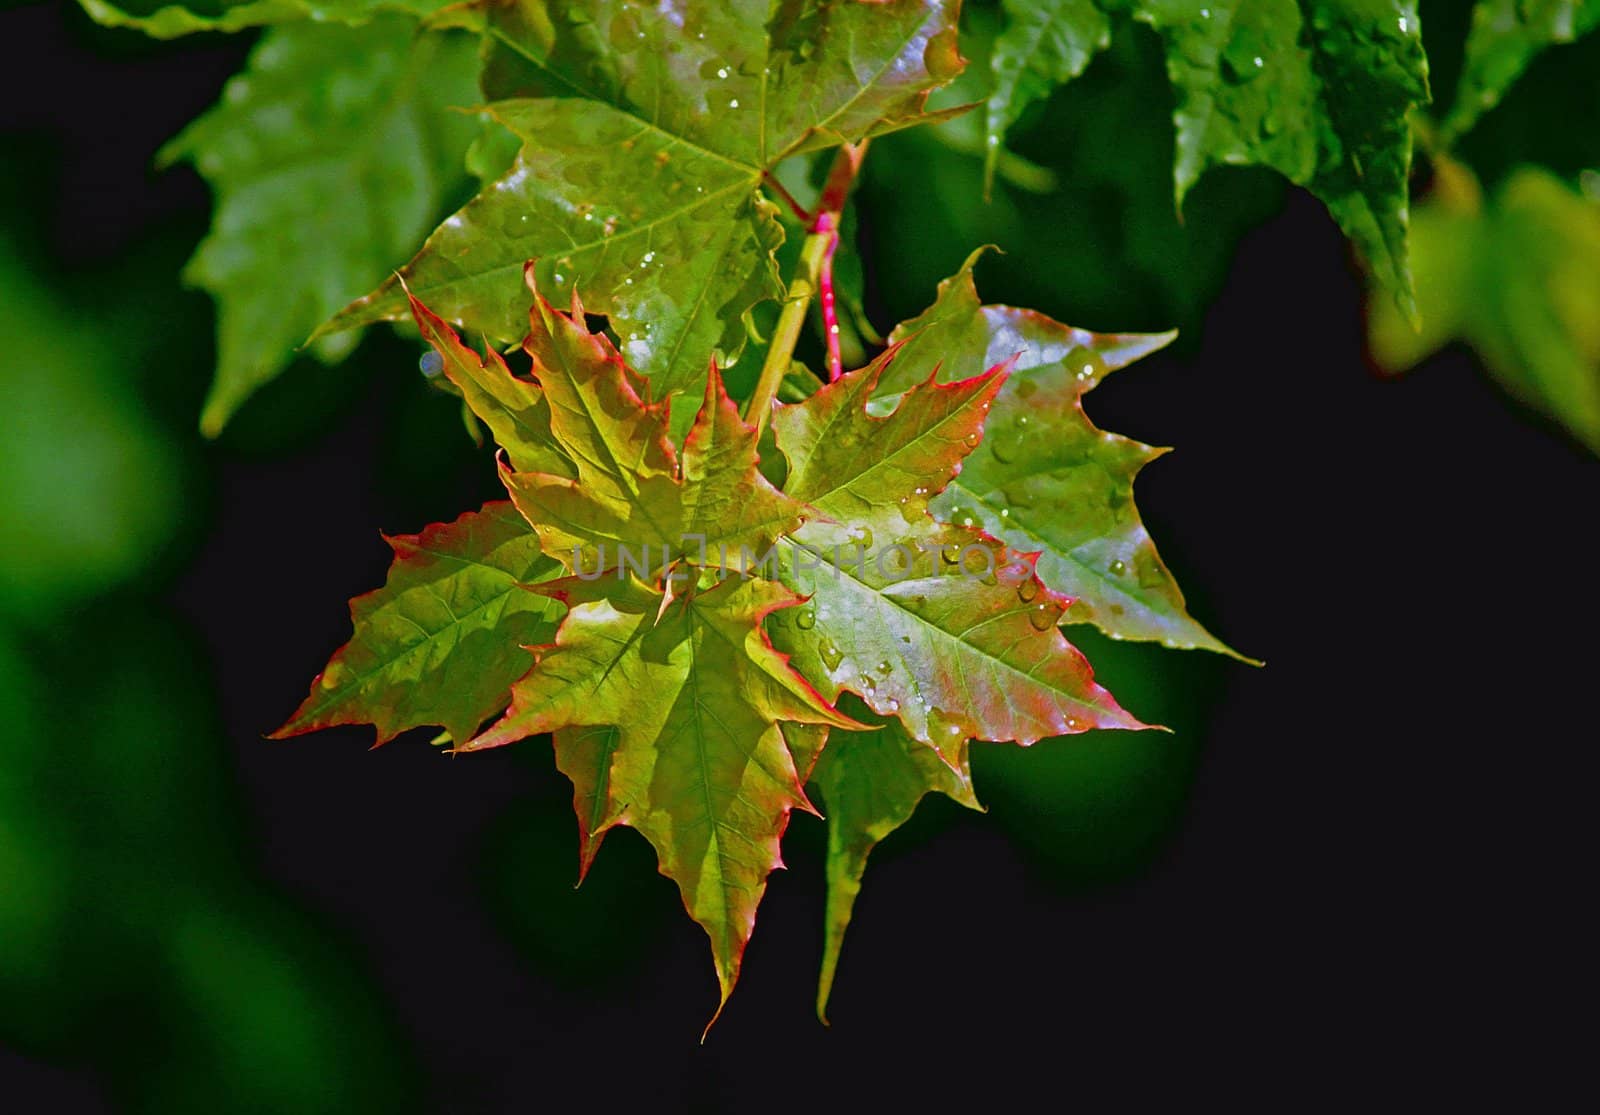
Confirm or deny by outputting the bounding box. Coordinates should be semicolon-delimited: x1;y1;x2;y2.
745;142;868;434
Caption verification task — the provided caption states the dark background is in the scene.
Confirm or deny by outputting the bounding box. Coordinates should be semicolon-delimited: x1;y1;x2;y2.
1;2;1592;1108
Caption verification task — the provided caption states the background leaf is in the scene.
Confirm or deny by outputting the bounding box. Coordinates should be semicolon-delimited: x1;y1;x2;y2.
1368;163;1600;454
76;0;458;39
1442;0;1600;139
161;15;481;434
986;0;1431;315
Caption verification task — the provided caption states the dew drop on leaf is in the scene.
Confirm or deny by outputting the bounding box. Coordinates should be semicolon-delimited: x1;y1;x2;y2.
1064;345;1107;385
819;638;844;671
1135;551;1166;589
1028;601;1063;631
795;607;816;630
927;707;970;743
419;350;444;379
1017;579;1039;604
1108;559;1127;576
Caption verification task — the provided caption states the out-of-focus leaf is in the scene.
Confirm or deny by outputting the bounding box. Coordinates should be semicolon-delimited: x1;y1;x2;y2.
987;0;1430;317
75;0;458;38
322;0;964;413
0;241;182;621
1443;0;1600;140
884;250;1246;658
808;704;979;1023
1368;164;1600;453
464;574;859;1027
273;501;565;746
160;16;481;435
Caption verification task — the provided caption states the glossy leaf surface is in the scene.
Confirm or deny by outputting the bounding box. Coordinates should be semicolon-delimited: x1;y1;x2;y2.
768;352;1148;757
322;0;964;409
885;252;1243;658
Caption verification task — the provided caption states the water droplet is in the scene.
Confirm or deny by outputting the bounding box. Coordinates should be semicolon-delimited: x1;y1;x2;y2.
795;607;816;630
728;98;740;109
859;675;876;695
1017;580;1039;604
1002;484;1035;509
1028;602;1062;631
717;67;730;79
1064;345;1107;385
963;431;981;448
945;505;978;529
885;698;900;712
419;351;444;379
927;707;970;744
897;494;927;524
819;639;844;671
1135;551;1166;589
989;425;1024;463
1108;559;1127;576
849;525;873;549
602;215;619;236
1065;716;1083;731
877;660;892;675
1221;30;1267;84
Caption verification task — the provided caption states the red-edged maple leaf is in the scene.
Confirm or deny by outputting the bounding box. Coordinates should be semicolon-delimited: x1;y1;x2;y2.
273;501;563;746
463;573;862;1028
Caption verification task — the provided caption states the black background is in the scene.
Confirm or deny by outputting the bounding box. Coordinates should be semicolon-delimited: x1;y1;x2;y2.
2;1;1593;1108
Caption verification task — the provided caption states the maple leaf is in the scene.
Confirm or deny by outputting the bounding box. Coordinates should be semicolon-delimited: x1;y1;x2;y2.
986;0;1431;317
76;0;457;38
273;501;565;746
463;574;862;1025
320;0;966;414
1443;0;1600;140
767;347;1150;759
452;268;813;576
806;702;980;1023
158;16;482;435
880;250;1247;659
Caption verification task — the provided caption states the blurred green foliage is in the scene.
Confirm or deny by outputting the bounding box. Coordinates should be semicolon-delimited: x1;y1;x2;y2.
0;128;423;1107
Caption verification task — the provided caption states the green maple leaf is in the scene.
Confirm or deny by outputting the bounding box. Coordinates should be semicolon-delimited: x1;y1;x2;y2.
76;0;458;38
808;703;980;1022
986;0;1430;317
1368;164;1600;455
273;501;565;746
320;0;966;413
463;574;860;1023
443;270;811;575
881;250;1247;659
1443;0;1600;140
159;16;482;435
767;346;1150;758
